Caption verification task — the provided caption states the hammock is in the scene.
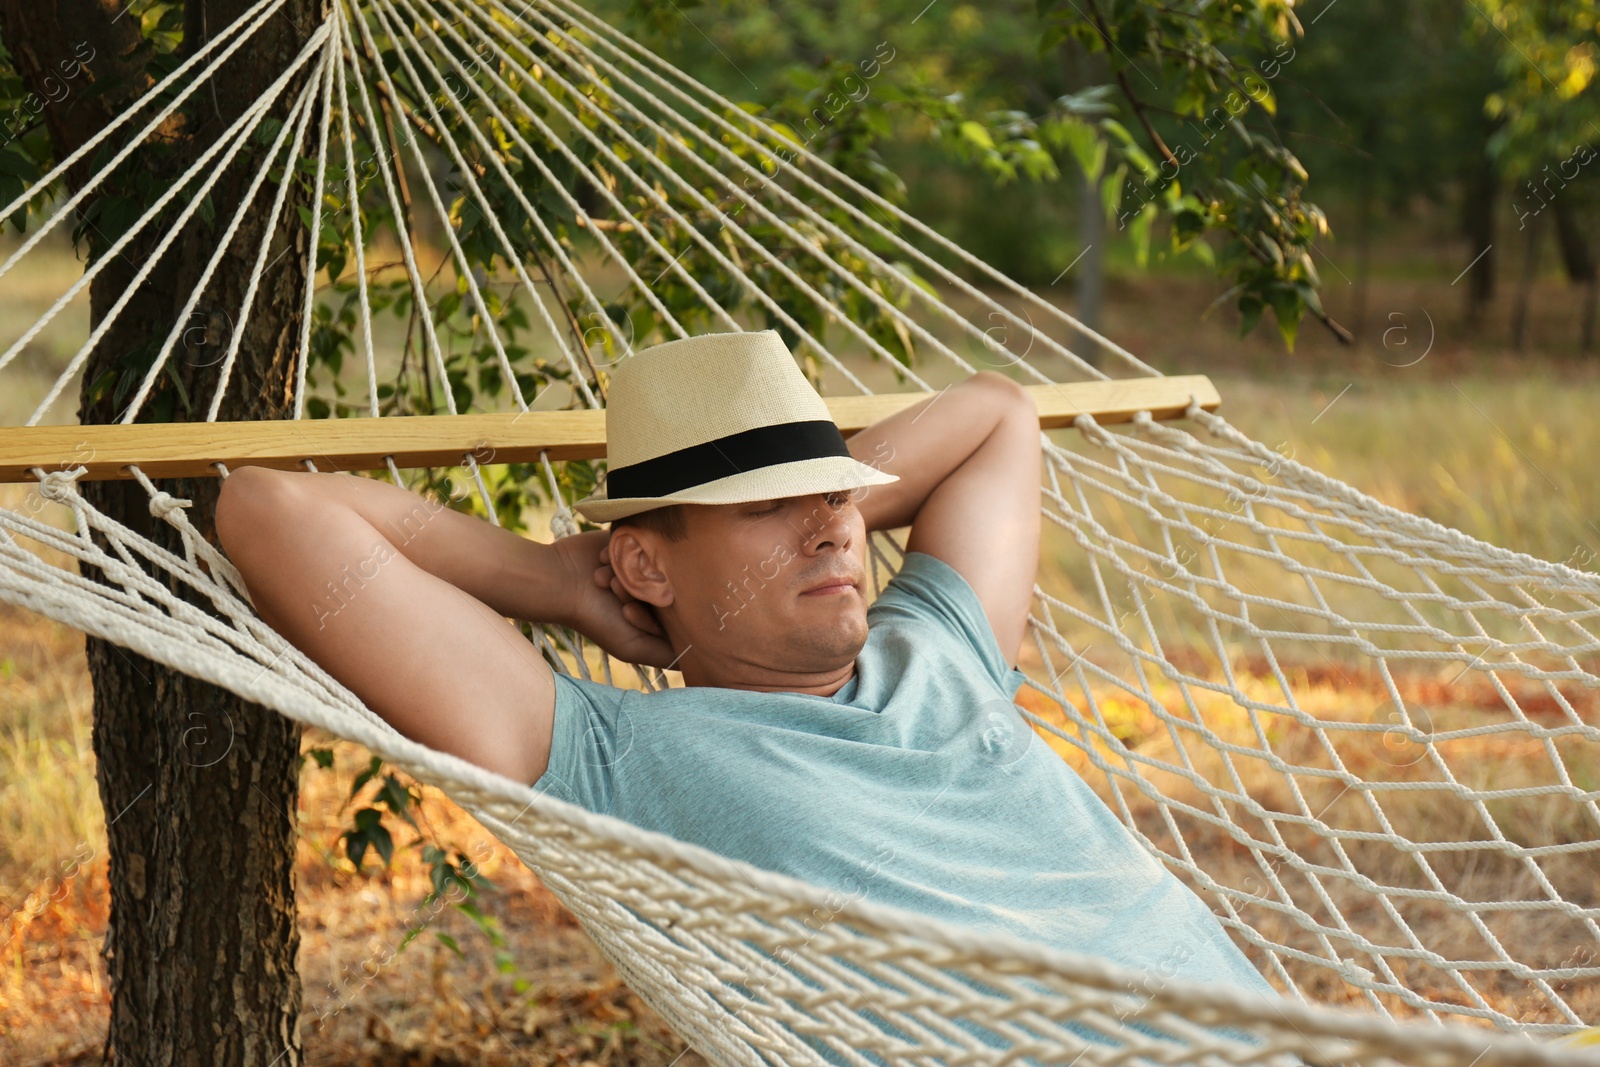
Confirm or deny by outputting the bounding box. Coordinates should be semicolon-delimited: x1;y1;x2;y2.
2;1;1597;1063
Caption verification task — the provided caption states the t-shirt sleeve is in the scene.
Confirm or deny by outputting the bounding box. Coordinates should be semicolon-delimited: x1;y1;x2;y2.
530;671;632;815
870;550;1029;698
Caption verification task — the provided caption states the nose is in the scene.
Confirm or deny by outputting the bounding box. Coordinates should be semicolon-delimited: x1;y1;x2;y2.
794;493;854;554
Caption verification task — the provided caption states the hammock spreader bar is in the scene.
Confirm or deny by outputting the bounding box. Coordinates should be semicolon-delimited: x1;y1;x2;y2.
0;376;1219;483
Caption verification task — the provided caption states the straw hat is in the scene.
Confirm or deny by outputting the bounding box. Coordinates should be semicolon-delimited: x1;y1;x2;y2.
572;330;900;523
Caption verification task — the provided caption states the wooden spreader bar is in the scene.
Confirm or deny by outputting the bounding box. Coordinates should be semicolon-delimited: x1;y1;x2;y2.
0;375;1219;483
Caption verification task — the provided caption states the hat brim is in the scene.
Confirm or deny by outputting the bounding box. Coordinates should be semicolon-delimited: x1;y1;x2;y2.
571;455;900;524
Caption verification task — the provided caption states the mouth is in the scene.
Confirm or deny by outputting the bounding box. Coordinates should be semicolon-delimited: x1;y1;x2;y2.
800;577;859;596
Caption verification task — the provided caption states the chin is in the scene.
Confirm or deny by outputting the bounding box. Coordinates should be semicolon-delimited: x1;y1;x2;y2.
788;607;868;650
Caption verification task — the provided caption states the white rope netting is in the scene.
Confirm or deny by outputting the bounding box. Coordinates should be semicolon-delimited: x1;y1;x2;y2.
1;1;1596;1064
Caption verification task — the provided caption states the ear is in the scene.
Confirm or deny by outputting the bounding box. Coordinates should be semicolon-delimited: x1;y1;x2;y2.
606;527;676;610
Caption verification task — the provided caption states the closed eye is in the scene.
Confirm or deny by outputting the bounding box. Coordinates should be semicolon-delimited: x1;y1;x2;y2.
750;493;848;517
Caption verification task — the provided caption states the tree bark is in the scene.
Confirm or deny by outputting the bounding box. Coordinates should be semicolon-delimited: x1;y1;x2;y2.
1075;162;1105;364
1461;143;1498;326
0;1;323;1062
1352;117;1377;349
1511;210;1541;353
1061;41;1106;370
1551;196;1598;354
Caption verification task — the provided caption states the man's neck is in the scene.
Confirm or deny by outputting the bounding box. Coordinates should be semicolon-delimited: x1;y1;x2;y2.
679;658;856;696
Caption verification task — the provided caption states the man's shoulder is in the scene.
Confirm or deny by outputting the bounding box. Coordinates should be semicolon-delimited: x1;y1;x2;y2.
869;550;980;623
869;550;1025;694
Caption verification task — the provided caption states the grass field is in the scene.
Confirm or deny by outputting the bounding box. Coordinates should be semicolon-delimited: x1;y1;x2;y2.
3;250;1599;1063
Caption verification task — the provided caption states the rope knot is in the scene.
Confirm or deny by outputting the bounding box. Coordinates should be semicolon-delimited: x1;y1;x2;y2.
1336;958;1377;985
550;507;581;540
34;465;88;502
148;490;192;521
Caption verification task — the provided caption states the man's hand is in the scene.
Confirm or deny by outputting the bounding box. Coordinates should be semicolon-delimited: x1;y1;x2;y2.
556;529;678;670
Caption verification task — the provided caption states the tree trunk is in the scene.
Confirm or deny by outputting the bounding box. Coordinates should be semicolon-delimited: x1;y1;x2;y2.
1075;163;1105;366
0;1;322;1062
1061;41;1107;370
1511;210;1541;353
1352;145;1374;349
1461;144;1498;326
1551;196;1598;354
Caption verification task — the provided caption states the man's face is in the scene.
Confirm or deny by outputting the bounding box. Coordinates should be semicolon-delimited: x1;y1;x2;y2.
643;490;870;679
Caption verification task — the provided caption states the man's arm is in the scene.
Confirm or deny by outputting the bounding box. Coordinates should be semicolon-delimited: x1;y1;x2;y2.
845;371;1042;665
215;466;602;785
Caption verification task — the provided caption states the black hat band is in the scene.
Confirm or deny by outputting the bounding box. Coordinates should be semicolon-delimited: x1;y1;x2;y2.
603;419;851;499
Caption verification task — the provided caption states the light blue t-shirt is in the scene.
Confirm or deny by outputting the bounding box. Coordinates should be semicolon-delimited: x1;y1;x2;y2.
534;550;1276;1061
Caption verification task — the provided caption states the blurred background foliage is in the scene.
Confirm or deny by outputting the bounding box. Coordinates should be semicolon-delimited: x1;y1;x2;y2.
2;0;1594;414
595;0;1599;350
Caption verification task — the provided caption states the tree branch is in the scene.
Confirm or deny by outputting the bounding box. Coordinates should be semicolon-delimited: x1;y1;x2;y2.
1083;0;1180;170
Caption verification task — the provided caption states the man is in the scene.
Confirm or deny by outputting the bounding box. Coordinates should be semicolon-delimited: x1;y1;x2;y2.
216;330;1277;1056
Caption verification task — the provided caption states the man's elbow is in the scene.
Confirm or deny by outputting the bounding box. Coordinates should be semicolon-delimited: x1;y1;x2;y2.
965;372;1037;442
967;370;1035;418
215;466;297;556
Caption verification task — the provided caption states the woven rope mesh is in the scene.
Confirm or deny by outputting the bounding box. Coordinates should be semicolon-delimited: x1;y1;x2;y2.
1031;407;1600;1031
1;0;1597;1063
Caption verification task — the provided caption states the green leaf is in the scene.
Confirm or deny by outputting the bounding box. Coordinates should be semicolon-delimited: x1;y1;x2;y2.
1276;316;1300;351
348;755;383;802
1053;119;1106;182
348;807;394;868
86;369;119;407
460;853;496;893
1129;205;1156;268
957;120;995;151
1268;286;1302;351
376;774;420;831
1099;165;1125;221
1122;142;1158;180
1298;280;1326;317
1173;85;1208;117
0;147;39;180
1098;117;1138;150
322;246;346;284
1172;208;1206;243
1239;293;1264;336
1251;83;1277;118
1052;84;1118;119
436;932;463;958
455;898;505;946
163;359;193;417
